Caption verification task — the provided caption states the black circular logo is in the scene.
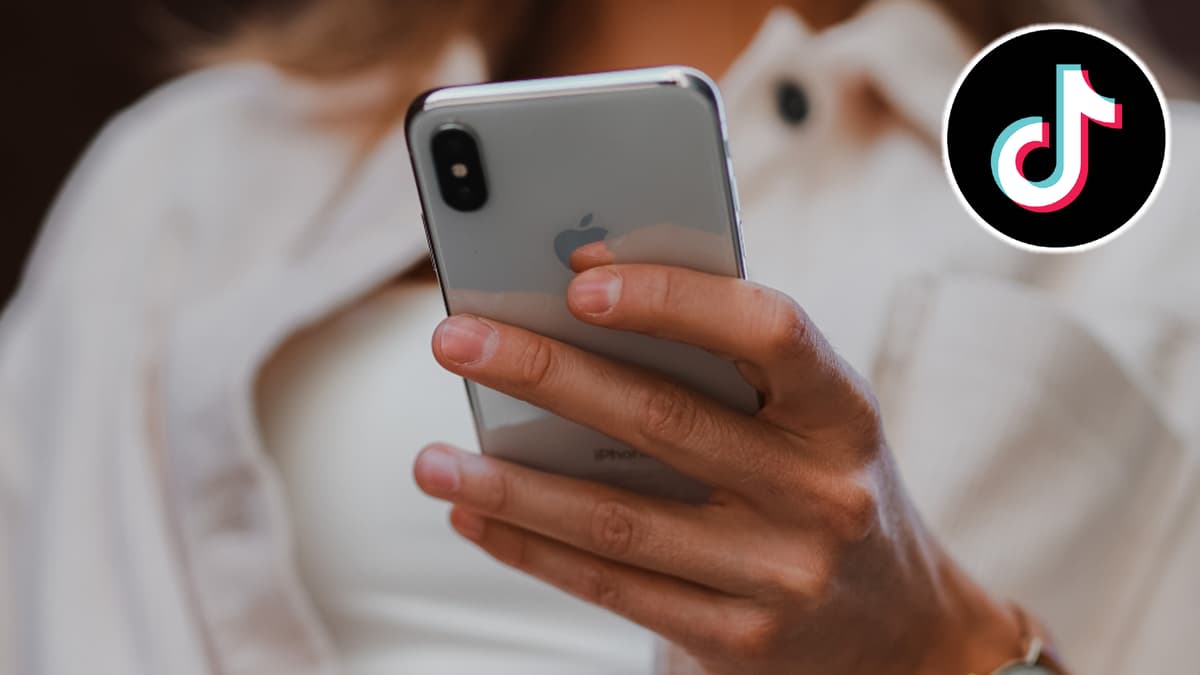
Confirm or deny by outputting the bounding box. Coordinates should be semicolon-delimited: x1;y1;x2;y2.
944;25;1169;252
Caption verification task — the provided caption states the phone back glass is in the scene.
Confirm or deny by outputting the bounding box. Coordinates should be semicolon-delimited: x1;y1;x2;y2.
407;67;758;500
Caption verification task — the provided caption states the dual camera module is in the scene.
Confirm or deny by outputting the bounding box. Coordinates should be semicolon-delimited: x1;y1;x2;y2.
432;125;488;212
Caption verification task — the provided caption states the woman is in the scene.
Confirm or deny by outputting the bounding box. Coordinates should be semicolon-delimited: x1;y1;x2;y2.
2;0;1198;673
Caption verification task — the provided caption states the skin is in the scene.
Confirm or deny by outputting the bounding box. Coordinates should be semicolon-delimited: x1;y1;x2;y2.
412;2;1051;672
414;256;1027;675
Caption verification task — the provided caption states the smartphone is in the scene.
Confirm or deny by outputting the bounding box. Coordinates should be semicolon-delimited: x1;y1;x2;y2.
406;66;758;501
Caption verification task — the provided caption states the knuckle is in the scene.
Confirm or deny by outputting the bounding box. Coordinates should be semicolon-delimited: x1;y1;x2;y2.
588;500;640;558
826;480;879;544
824;360;884;432
477;468;513;516
750;549;838;609
639;386;700;445
753;558;816;600
757;290;811;360
517;338;557;390
578;564;623;611
646;267;682;315
722;612;785;661
803;554;838;606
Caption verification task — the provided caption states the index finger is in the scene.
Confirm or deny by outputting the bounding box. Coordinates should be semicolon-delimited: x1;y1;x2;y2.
566;264;857;408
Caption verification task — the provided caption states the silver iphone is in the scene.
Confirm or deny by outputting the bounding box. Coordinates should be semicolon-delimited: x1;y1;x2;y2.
406;66;758;501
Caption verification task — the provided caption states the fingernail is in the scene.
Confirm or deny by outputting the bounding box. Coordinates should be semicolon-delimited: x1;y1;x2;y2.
450;508;486;541
571;269;621;315
438;315;497;365
416;447;461;495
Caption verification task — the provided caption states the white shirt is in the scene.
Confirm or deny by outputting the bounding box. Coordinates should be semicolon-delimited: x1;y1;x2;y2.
256;282;656;674
3;2;1200;674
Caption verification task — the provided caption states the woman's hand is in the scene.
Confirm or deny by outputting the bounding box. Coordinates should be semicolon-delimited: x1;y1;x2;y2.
414;255;1029;674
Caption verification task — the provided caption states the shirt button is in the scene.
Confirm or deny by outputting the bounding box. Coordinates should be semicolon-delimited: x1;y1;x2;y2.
776;80;810;126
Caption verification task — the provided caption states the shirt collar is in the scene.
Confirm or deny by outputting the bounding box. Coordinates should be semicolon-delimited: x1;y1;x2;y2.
721;0;975;145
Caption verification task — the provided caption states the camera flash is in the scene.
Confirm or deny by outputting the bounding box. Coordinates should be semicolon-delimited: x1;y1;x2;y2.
451;162;469;178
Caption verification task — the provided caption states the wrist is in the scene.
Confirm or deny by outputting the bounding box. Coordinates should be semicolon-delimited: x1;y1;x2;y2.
916;559;1025;675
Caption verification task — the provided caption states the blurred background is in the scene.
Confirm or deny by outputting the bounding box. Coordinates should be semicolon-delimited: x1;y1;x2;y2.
2;0;1198;307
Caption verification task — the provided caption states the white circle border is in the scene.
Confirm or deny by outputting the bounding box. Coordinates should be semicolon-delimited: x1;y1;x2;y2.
941;23;1172;255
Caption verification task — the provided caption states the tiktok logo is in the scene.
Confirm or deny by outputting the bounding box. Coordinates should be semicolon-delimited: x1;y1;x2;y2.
945;26;1168;252
991;65;1122;213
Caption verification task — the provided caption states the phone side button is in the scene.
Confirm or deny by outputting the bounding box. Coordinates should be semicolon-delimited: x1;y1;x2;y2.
420;213;441;279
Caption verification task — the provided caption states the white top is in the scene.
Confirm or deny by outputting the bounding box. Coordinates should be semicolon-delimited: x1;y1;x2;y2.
256;282;655;674
3;2;1200;674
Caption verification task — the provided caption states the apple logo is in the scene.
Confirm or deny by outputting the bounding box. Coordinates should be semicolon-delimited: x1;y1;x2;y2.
553;213;608;270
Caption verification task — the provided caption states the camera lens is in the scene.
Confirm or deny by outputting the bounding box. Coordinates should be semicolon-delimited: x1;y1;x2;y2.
431;126;488;212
